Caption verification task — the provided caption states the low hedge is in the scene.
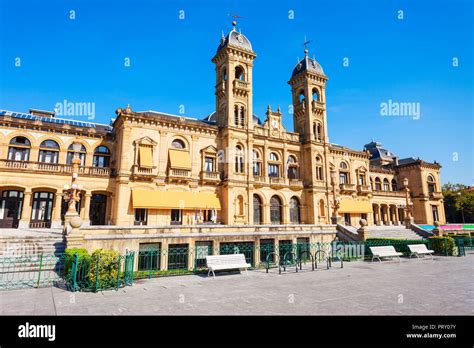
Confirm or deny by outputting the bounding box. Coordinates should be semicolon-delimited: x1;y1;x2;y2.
428;236;456;256
88;249;120;289
365;239;428;255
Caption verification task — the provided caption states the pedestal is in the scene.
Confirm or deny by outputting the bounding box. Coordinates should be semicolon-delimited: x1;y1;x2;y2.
404;216;414;229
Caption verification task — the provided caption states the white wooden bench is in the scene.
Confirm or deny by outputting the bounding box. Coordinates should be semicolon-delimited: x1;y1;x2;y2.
369;246;403;262
206;254;251;278
408;244;434;259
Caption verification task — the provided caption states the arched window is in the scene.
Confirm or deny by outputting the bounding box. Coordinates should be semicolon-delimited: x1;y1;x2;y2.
171;139;186;149
375;177;382;191
252;150;262;176
253;194;262;224
237;195;244;216
315;122;322;142
391;179;398;191
268;152;280;178
287;155;298;179
427;175;436;193
234;106;239;126
315;156;323;180
319;199;325;218
383;178;390;191
235;145;244;173
221;67;227;81
289;197;300;224
339;162;349;184
270;196;282;224
235;66;245;81
67;143;86;166
93;145;111;168
240;107;245;127
8;136;31;161
312;88;319;101
299;90;305;103
38;140;59;164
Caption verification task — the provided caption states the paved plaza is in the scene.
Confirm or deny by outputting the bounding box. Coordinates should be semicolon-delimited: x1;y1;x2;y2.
1;255;473;315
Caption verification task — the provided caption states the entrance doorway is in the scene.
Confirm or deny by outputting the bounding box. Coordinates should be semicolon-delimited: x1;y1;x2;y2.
90;194;107;225
30;192;54;228
0;190;24;228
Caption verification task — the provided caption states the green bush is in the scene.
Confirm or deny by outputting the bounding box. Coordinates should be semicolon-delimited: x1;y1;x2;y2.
88;249;120;289
63;248;90;279
428;236;456;255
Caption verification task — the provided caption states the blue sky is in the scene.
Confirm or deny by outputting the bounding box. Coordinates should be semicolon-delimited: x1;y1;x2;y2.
0;0;472;185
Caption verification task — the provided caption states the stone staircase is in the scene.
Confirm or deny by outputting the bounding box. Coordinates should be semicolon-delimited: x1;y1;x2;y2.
0;229;66;257
366;225;423;240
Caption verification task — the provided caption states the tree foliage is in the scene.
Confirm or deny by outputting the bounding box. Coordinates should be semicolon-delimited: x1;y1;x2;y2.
442;183;473;223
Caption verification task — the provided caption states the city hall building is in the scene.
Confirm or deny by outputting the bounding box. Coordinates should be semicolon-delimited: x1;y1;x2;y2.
0;23;446;248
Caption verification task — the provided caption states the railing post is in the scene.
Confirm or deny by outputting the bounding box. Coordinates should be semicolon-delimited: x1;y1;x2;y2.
95;254;100;292
149;251;153;279
36;253;44;288
116;256;121;290
71;253;78;292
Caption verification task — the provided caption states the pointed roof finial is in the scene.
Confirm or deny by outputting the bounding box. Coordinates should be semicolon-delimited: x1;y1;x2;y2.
267;104;271;112
303;35;311;56
232;20;237;30
277;105;281;113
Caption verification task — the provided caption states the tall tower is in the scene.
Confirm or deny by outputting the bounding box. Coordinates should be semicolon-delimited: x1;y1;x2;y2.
288;49;329;144
289;48;331;224
211;21;257;225
211;21;257;130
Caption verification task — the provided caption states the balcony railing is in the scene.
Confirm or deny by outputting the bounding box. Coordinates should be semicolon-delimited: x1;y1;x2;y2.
339;183;356;192
168;168;191;179
429;191;443;200
372;190;406;197
200;171;220;183
357;185;371;194
253;176;267;184
311;100;325;112
233;79;250;92
269;177;286;186
0;159;114;177
289;178;304;188
132;165;156;178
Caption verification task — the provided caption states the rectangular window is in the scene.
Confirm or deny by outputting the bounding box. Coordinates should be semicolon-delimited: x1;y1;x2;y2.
195;241;213;269
288;167;298;179
138;243;161;271
170;209;182;225
260;239;275;263
431;205;439;222
268;164;279;177
296;237;310;262
339;173;347;184
359;175;365;186
134;208;148;226
205;157;214;172
220;242;254;266
167;244;189;270
279;240;293;263
253;162;260;176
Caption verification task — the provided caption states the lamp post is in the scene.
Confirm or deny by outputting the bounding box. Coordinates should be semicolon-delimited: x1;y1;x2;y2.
63;140;84;234
403;177;414;228
330;169;341;224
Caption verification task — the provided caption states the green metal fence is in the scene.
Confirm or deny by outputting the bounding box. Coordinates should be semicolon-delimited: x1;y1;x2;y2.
0;253;65;290
0;251;135;292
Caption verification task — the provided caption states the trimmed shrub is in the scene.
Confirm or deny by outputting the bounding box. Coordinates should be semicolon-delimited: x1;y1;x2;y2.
63;248;90;280
88;249;120;289
428;236;456;256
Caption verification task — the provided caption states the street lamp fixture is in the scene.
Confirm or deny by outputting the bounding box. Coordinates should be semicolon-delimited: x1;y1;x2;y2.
403;177;414;228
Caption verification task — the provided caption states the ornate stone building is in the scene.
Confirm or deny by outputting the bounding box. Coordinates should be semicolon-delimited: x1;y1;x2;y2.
0;22;446;233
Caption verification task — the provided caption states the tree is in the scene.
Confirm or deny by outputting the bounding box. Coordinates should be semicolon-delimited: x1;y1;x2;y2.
442;183;474;223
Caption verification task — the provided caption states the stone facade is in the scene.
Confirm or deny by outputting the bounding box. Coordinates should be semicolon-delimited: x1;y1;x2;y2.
0;23;445;246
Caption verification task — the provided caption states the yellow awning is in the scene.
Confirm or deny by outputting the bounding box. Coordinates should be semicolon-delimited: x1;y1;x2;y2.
339;198;372;213
169;149;191;170
132;190;221;210
139;146;153;167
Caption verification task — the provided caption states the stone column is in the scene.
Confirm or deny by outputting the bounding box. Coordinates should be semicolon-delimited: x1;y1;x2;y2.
51;192;63;228
19;191;32;229
82;193;92;227
376;206;382;226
